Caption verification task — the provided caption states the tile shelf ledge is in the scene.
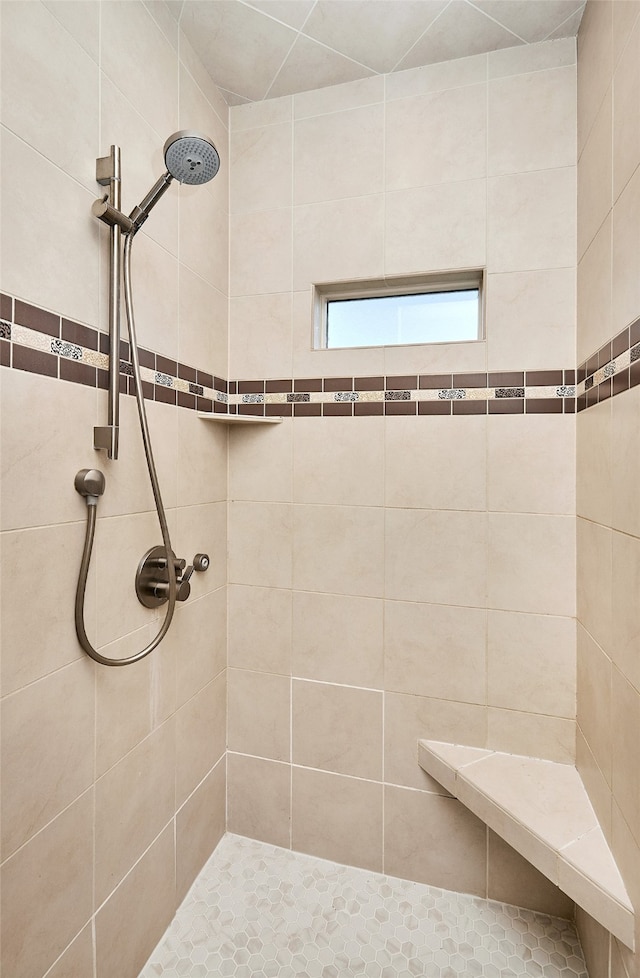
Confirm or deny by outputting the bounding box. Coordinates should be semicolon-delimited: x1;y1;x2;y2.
197;412;283;424
418;739;635;950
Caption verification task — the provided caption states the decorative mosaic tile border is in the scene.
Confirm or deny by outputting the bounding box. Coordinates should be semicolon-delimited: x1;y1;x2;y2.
0;294;228;413
576;317;640;410
2;291;639;419
227;369;577;417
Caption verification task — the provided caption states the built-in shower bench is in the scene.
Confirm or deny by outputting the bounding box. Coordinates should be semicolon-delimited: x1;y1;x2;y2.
417;739;635;950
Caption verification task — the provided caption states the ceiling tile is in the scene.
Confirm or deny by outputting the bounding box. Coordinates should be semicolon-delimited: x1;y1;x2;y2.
302;0;449;73
243;0;317;30
396;0;524;72
470;0;585;43
545;3;587;41
266;33;376;99
180;0;297;100
166;0;184;19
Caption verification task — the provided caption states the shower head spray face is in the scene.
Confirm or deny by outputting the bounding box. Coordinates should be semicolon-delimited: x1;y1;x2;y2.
163;130;220;185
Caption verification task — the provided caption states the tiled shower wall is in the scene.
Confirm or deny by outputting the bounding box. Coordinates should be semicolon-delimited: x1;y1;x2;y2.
226;39;578;915
0;3;229;977
574;3;640;977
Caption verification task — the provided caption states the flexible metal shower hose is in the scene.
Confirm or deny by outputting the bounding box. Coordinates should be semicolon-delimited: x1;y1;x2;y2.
75;230;177;666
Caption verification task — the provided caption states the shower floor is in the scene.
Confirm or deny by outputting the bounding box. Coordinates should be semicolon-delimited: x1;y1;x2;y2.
139;833;588;978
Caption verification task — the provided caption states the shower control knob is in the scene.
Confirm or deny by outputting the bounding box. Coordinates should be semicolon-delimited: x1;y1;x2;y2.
193;553;210;572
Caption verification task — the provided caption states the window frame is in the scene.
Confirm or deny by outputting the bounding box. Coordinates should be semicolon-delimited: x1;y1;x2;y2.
312;270;485;351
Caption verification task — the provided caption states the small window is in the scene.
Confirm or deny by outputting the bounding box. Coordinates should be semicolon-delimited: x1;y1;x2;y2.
314;272;483;350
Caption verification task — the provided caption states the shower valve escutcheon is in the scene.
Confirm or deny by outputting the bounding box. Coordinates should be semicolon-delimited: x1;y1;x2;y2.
135;546;210;608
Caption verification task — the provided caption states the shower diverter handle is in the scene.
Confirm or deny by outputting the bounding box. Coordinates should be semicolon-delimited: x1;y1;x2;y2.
135;546;210;608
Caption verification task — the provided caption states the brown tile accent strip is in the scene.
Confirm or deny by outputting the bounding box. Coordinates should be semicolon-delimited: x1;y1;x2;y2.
60;359;96;388
295;377;322;392
355;376;384;391
323;402;352;416
62;319;98;350
266;379;293;393
1;339;10;367
355;402;383;416
453;400;486;415
324;377;352;392
489;399;524;415
294;403;321;416
15;300;59;337
526;398;563;414
420;373;452;389
385;401;416;415
0;293;12;321
178;362;197;383
419;401;451;415
13;344;57;378
526;370;563;386
386;374;417;390
489;371;523;387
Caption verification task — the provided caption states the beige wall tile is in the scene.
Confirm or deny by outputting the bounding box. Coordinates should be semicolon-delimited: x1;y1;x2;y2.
488;38;576;78
387;52;486;101
42;0;99;61
613;0;640;66
292;590;383;688
488;708;576;763
178;265;227;377
230;293;293;379
229;501;293;588
488;513;576;616
176;759;226;902
384;691;487;791
94;510;165;647
293;195;384;291
180;30;230;128
96;627;157;776
44;923;94;978
95;824;176;978
486;268;576;371
488;66;576;177
292;767;383;871
100;74;178;257
1;790;93;978
228;753;291;848
612;530;640;693
385;415;487;511
179;177;229;295
0;130;100;328
576;907;612;978
177;406;228;506
173;587;227;708
231;122;292;215
383;336;487;377
292;679;383;779
95;719;176;905
613;14;640;200
231;94;293;131
230;208;292;296
386;509;487;607
385;600;486;704
611;802;640;965
1;659;95;860
176;672;226;806
577;0;613;154
487;415;576;516
488;830;574;917
577;215;612;363
385;180;486;276
228;668;290;761
1;0;98;190
294;74;384;118
229;584;292;675
577;399;612;524
293;416;384;507
386;84;486;191
175;501;227;594
612;386;640;538
0;371;98;532
294;504;384;597
488;610;576;718
488;167;576;273
1;522;89;695
612;164;640;336
577;87;612;260
384;785;487;896
295;104;384;204
101;0;178;139
179;61;229;201
577;517;613;655
230;420;293;502
576;726;612;838
612;668;640;848
577;623;612;783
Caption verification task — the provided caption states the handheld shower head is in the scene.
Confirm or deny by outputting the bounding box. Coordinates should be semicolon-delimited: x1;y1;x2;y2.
128;130;220;232
163;130;220;185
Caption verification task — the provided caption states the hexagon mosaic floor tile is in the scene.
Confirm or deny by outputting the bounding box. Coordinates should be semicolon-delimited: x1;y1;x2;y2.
139;834;589;978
